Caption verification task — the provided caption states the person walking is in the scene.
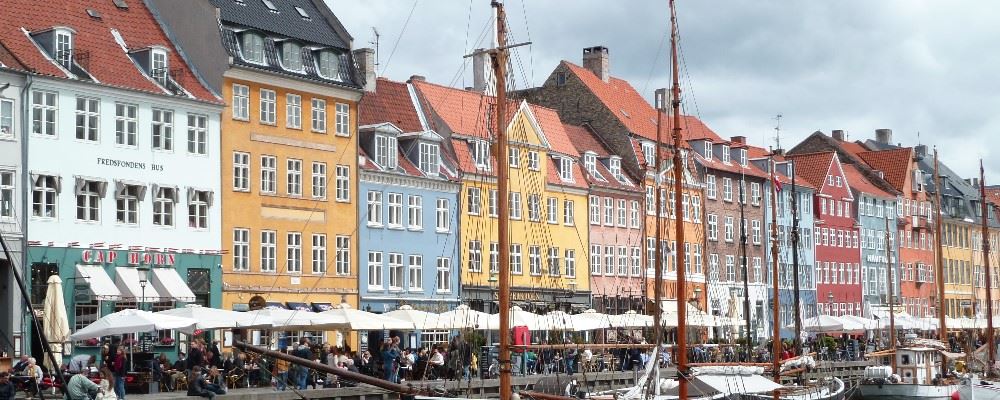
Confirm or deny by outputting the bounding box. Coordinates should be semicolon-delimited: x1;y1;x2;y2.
111;348;128;400
273;348;291;391
292;339;313;390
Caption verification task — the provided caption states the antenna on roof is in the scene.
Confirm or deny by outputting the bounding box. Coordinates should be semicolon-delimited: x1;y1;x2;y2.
370;27;381;76
773;114;783;150
917;131;921;146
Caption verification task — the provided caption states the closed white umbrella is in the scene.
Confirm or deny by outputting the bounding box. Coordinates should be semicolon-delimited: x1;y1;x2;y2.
42;275;71;371
243;308;345;329
487;306;540;329
321;303;414;330
156;305;265;329
798;315;844;333
569;309;613;331
69;309;198;340
437;304;491;329
384;305;446;330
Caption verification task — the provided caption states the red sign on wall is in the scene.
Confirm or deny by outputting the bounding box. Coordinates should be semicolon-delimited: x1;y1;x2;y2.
82;250;176;266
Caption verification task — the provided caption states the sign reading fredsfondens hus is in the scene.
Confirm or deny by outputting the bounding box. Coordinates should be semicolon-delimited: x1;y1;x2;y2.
97;157;165;171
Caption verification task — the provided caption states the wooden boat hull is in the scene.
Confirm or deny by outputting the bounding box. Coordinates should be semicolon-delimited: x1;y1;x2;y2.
858;382;958;399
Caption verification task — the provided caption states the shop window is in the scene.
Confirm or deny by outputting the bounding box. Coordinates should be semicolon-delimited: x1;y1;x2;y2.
30;263;58;306
187;269;210;306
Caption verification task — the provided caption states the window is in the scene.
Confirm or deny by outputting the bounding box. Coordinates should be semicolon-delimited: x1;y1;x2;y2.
232;84;249;120
630;200;640;228
682;194;690;221
706;175;717;199
287;232;302;273
752;220;762;245
563;199;575;225
187;190;210;229
566;250;577;278
335;103;350;136
468;241;482;272
115;103;138;146
472;140;490;169
529;246;541;275
260;230;276;272
335;236;350;275
0;171;14;218
55;30;73;68
259;89;276;124
285;94;301;128
488;189;498;217
527;194;540;221
527;151;539;170
489;242;499;273
543;197;557;223
311;98;326;132
509;147;521;168
605;245;615;275
618;246;628;275
721;145;731;163
76;180;102;222
260;155;276;194
367;251;383;288
559;158;574;182
722;178;733;202
724;216;734;242
419;142;440;176
631;247;641;276
548;247;561;276
311;234;326;274
115;183;142;225
707;214;718;240
311;162;326;199
509;192;522;220
618;199;627;226
32;90;57;136
510;244;522;274
466;188;481;215
739;148;748;166
436;258;452;292
233;228;249;271
726;255;735;281
152;186;175;226
316;50;340;79
183;114;209;155
388;253;403;290
589;196;600;224
583;153;596;175
0;98;13;139
708;254;719;281
366;191;383;225
407;195;423;229
151;109;174;151
281;42;303;71
151;50;168;86
406;255;422;291
604;197;614;225
75;97;99;141
751;182;761;206
241;32;265;64
642;142;656;167
591;245;602;275
387;192;403;227
436;198;450;232
335;165;349;201
373;134;397;169
32;175;58;218
703;142;713;159
609;157;623;180
286;159;302;196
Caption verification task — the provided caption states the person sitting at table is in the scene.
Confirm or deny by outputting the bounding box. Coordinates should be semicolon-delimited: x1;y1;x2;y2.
427;347;445;379
66;368;101;400
95;367;114;400
68;355;94;374
10;355;29;375
0;372;17;400
22;358;42;400
186;366;218;399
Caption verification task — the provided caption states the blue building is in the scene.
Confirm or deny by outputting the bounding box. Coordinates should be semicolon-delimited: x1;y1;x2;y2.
842;164;900;317
759;156;818;339
357;78;462;329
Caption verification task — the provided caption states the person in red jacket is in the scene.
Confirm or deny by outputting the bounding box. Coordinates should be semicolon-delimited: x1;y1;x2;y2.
110;348;127;400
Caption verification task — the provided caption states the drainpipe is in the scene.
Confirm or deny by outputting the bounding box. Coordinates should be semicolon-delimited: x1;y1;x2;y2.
18;73;31;355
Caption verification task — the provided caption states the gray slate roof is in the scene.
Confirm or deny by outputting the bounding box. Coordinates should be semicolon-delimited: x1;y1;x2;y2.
211;0;349;49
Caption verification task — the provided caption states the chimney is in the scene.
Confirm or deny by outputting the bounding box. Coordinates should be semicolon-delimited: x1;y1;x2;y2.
472;48;494;95
654;88;670;115
352;48;377;92
875;128;893;144
831;130;845;141
730;136;746;145
774;148;785;156
914;144;927;160
407;75;426;83
582;46;610;83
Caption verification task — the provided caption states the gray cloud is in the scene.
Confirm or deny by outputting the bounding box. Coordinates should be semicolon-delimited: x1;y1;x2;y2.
330;0;1000;182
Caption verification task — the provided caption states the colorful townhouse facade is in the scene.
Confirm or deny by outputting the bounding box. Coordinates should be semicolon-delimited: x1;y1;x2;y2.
1;0;225;359
154;0;365;347
842;163;900;317
413;78;591;314
518;46;707;312
356;77;462;319
0;64;25;354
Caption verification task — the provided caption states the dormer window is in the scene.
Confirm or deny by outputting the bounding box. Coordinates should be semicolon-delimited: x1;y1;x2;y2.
703;141;713;160
281;42;303;71
419;142;440;177
316;50;340;80
642;142;655;168
151;49;168;86
472;140;490;170
739;148;748;167
721;144;731;163
609;156;623;180
55;29;73;69
241;32;265;64
261;0;278;12
374;134;397;170
559;157;574;182
583;152;597;175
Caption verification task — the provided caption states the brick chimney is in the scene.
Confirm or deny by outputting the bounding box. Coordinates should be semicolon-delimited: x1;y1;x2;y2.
914;144;927;160
583;46;610;83
730;136;746;145
876;129;893;144
352;48;377;92
831;130;845;141
471;48;494;95
407;75;426;83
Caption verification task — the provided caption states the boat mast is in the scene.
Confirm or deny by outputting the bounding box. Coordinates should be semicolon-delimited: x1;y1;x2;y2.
490;2;512;400
653;74;665;350
884;216;897;372
790;160;803;355
768;152;782;383
979;160;995;375
739;176;753;352
668;1;689;398
933;149;947;342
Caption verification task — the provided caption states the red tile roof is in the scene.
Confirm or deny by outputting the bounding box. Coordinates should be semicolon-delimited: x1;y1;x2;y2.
545;156;588;189
0;41;25;70
837;140;871;157
843;164;895;199
0;0;217;102
565;124;609;157
529;105;578;157
856;148;913;192
565;124;639;191
785;152;836;189
413;79;518;139
359;78;423;132
985;187;1000;207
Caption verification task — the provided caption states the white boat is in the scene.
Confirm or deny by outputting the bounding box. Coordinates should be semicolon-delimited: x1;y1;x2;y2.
956;376;1000;400
859;339;963;400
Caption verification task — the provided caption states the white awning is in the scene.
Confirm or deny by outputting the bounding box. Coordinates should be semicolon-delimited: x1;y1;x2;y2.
151;268;196;302
75;265;121;301
114;267;162;301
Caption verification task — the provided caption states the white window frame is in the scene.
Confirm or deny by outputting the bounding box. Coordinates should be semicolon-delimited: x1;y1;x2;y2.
559;158;574;182
387;253;404;291
510;244;522;274
75;96;99;141
76;180;101;222
548;247;561;276
546;197;558;224
566;249;577;278
724;216;734;242
408;255;423;292
233;228;249;272
527;151;539;171
366;191;383;226
367;251;384;289
311;233;326;274
232;84;249;120
240;32;265;64
591;245;602;275
707;214;718;241
286;158;302;196
0;170;14;219
722;177;733;202
527;194;540;222
706;175;717;199
32;175;58;219
509;147;521;168
468;240;482;273
187;114;208;155
316;50;340;79
152;186;175;227
589;195;600;225
374;134;397;170
466;187;481;215
281;41;304;71
260;230;276;272
407;195;423;230
563;199;575;226
311;161;327;200
387;192;403;227
286;93;302;129
151;108;174;151
32;90;58;136
335;102;350;136
419;142;440;176
0;98;13;139
529;245;542;276
311;98;326;132
509;192;522;220
287;232;302;273
335;236;351;275
335;165;349;202
187;190;210;229
116;184;141;225
436;257;452;293
436;198;450;232
260;155;276;194
259;89;276;125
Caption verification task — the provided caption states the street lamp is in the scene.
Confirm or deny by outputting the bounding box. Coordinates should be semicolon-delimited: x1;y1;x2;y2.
827;291;834;316
137;266;150;311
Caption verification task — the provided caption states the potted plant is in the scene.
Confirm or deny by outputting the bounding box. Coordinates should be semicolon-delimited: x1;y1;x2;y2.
159;337;175;346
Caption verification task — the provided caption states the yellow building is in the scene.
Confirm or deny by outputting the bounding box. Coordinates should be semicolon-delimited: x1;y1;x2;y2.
942;220;978;318
210;2;364;345
412;80;591;313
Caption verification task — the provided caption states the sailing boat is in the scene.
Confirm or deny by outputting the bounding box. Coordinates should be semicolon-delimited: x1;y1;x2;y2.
859;149;963;399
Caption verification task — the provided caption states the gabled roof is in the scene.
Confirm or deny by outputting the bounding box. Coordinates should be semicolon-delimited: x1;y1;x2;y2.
530;105;577;157
210;0;349;49
0;0;217;102
565;124;639;192
545;156;588;189
359;78;423;132
844;164;894;199
856;148;913;192
785;151;836;189
413;79;519;140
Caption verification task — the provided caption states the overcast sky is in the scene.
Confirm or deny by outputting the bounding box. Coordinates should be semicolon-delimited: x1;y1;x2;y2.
330;0;1000;181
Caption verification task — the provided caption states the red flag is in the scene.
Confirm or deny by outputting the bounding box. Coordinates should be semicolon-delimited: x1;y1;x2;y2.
772;175;783;192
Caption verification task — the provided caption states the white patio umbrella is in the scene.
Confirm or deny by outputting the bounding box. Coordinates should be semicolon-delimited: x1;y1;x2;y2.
569;309;613;331
660;301;716;327
437;304;491;329
321;303;415;330
609;310;654;328
487;306;540;329
918;317;941;331
243;308;346;329
42;275;71;371
798;315;844;333
384;305;447;330
156;305;265;330
69;309;198;340
534;311;574;331
839;314;877;331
